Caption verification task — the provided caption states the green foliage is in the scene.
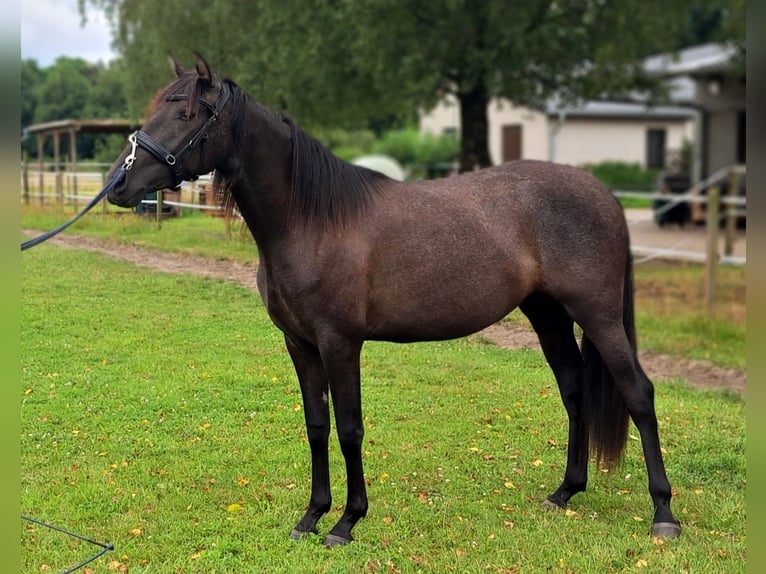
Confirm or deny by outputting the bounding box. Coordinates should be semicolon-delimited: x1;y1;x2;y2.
21;57;130;160
371;128;458;170
311;128;378;162
91;134;134;165
303;126;458;175
584;161;659;191
20;245;745;572
82;0;731;170
21;60;44;129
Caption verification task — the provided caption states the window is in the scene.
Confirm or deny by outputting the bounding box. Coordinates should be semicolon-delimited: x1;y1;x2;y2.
646;128;666;169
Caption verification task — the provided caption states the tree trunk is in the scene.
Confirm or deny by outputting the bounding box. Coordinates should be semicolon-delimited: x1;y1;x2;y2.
457;83;492;173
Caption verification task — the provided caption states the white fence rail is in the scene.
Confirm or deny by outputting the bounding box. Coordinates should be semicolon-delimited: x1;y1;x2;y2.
21;162;224;215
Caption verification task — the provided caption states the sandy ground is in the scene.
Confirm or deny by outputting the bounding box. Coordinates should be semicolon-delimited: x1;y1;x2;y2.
22;229;745;397
625;208;746;262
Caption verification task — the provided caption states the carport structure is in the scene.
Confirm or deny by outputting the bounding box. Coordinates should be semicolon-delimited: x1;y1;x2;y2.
24;118;141;201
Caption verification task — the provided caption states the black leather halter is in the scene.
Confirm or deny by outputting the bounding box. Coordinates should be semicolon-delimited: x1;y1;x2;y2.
122;80;231;185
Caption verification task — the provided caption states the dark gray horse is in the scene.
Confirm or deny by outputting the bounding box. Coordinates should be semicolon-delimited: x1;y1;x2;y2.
107;56;680;547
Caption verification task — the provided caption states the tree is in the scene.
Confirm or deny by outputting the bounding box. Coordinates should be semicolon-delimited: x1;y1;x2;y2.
21;60;43;131
21;57;130;159
84;0;739;172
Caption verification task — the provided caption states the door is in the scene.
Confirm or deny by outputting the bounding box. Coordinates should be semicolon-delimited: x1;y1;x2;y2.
502;124;522;163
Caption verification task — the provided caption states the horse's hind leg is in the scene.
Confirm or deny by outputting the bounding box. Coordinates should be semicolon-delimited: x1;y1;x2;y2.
578;320;680;538
285;336;333;540
520;294;589;510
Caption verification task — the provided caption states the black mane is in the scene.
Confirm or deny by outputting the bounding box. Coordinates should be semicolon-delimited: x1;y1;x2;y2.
171;74;387;227
285;117;386;227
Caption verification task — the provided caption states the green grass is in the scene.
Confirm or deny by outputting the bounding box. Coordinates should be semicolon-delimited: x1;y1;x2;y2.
631;261;745;369
617;196;653;209
21;246;745;573
22;205;258;263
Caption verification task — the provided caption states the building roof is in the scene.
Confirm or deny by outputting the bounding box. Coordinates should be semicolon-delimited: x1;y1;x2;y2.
24;118;141;136
546;43;741;116
644;42;741;78
545;99;695;120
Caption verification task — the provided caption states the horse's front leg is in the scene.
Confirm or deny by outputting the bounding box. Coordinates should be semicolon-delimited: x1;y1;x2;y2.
285;336;332;540
321;336;368;547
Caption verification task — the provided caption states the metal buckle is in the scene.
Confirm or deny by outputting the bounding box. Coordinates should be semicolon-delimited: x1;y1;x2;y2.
123;133;138;171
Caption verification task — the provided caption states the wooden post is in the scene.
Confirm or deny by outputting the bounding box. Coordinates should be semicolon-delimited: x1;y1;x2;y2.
63;153;71;209
723;168;740;258
704;185;720;313
69;129;79;211
53;131;62;210
101;171;108;214
37;134;44;205
156;189;163;228
22;152;30;205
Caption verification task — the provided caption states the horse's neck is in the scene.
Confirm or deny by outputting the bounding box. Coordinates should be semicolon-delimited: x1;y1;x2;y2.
225;102;294;249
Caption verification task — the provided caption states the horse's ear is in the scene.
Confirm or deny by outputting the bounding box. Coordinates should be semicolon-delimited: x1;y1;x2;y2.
194;53;213;87
168;55;185;77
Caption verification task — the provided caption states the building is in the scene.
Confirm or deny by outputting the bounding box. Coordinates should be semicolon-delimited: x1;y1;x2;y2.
419;43;743;180
644;42;745;182
420;96;694;170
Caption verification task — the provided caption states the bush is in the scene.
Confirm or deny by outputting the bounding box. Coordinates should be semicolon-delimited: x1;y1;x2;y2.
314;126;458;178
314;128;378;162
371;127;458;175
583;161;659;191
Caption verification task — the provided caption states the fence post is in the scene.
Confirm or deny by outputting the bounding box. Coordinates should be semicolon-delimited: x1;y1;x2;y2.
37;134;45;206
704;185;720;313
101;171;108;214
156;189;163;228
22;153;30;205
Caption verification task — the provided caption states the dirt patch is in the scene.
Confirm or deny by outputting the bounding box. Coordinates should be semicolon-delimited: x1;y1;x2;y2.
25;230;745;397
479;324;745;396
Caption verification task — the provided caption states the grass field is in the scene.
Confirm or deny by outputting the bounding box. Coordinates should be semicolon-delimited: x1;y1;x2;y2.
20;233;745;573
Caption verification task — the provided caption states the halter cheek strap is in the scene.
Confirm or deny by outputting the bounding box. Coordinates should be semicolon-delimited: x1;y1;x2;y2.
122;80;231;185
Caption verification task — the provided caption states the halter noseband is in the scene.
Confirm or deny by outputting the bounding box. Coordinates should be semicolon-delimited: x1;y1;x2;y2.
122;80;231;184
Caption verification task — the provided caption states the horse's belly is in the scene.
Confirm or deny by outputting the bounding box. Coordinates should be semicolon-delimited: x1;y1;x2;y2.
365;280;521;343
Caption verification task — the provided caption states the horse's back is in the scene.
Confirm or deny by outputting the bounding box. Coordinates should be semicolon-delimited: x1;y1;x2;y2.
393;159;629;263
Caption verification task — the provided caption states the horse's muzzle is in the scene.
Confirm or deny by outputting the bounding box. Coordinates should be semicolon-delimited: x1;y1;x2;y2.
105;171;146;208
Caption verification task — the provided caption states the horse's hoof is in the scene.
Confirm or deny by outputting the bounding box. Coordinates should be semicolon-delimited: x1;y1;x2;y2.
541;498;565;511
323;533;353;548
651;521;681;539
289;528;316;541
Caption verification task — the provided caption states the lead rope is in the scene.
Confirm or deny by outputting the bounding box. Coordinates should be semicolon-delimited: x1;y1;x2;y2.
22;515;114;574
21;167;126;251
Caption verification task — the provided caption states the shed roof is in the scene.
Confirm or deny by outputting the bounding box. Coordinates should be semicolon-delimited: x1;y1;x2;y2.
24;118;141;136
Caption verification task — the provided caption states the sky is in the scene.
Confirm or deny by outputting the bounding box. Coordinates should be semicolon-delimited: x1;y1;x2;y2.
21;0;117;67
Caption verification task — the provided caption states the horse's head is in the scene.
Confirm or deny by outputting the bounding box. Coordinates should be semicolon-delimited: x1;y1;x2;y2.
107;55;232;207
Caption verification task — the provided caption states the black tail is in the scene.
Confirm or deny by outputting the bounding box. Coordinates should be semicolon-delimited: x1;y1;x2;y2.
580;254;635;468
